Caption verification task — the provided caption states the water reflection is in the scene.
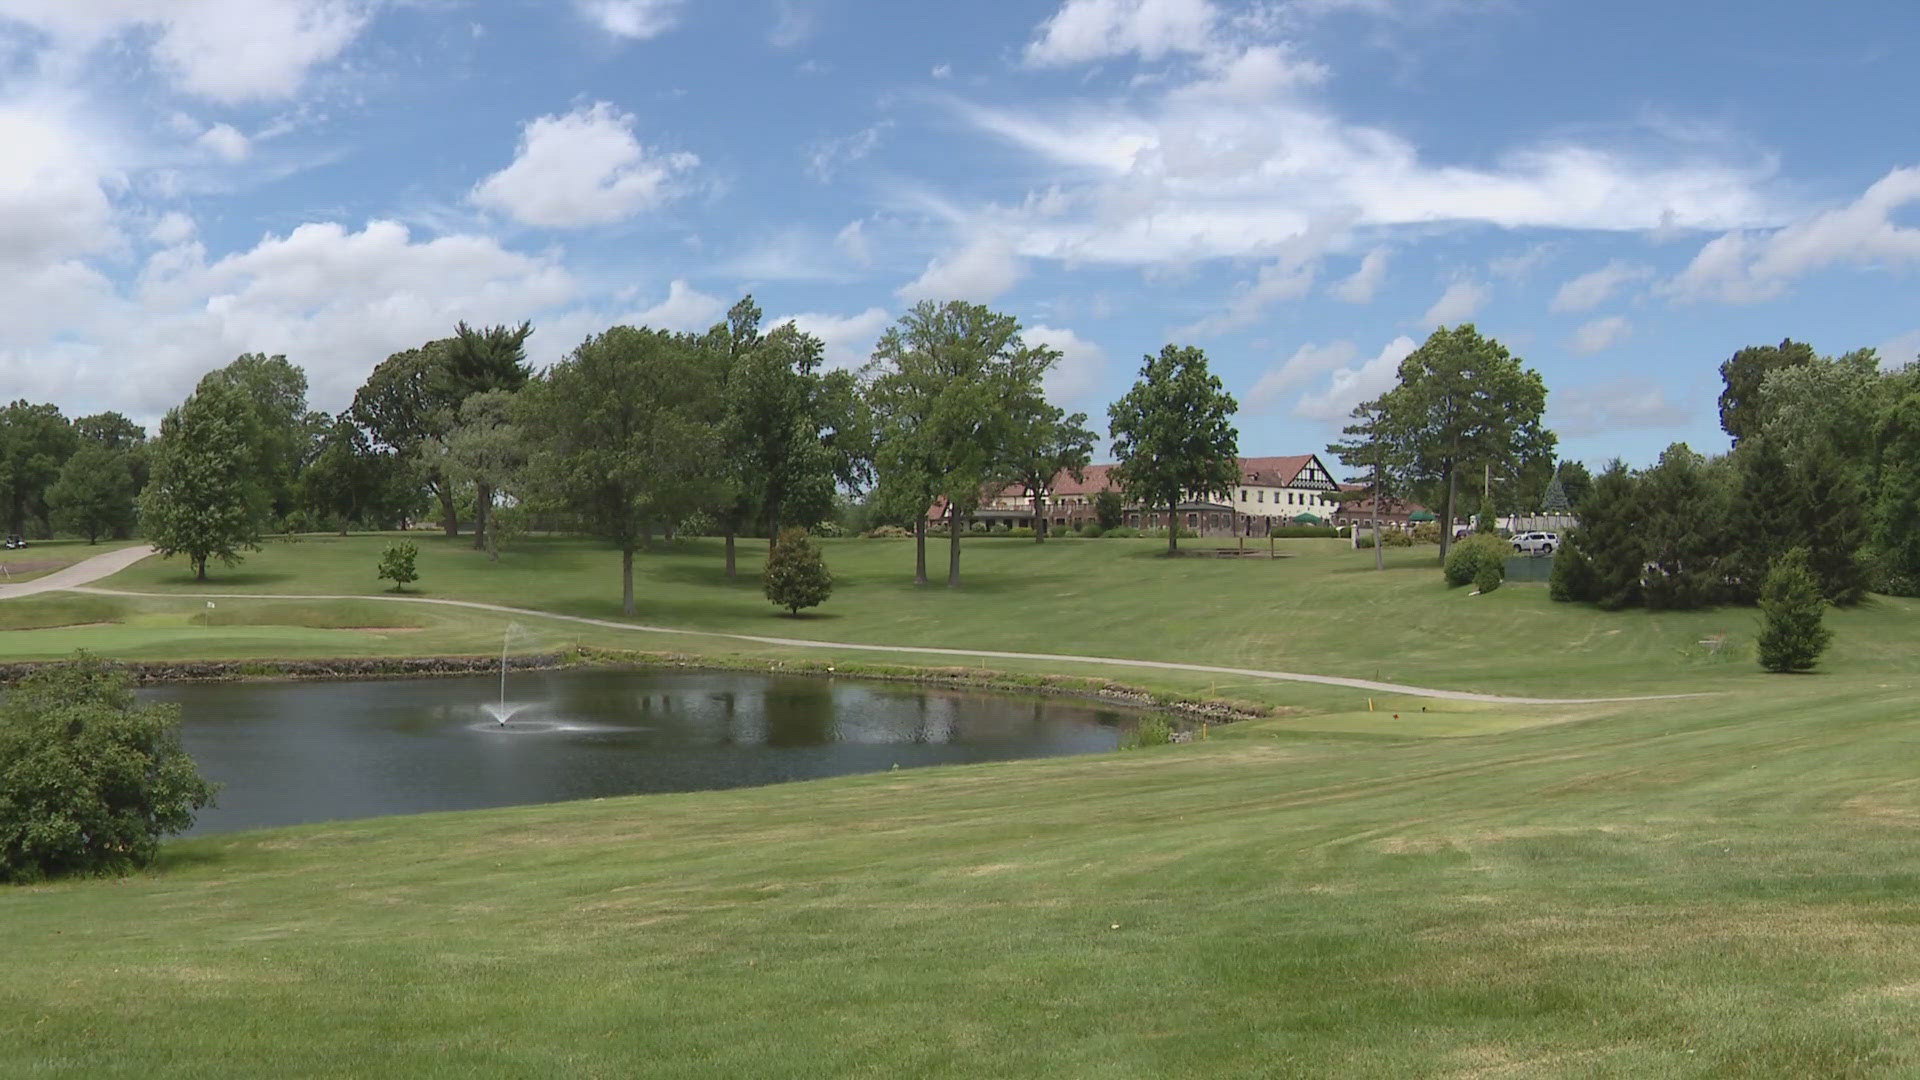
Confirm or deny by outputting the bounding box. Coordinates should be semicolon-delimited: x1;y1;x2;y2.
145;669;1130;836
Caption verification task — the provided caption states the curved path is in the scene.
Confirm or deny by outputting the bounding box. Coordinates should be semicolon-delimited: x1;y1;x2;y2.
15;544;1707;707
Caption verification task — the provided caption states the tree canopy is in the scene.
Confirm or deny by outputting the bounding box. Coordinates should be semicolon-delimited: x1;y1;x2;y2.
1108;344;1240;555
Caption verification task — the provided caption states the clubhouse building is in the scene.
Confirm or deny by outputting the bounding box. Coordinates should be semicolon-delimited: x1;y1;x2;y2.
952;454;1351;537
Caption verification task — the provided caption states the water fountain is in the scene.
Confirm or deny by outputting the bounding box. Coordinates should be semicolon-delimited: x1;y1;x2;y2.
480;622;533;728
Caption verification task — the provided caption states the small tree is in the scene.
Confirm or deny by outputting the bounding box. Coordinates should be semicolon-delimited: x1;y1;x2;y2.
47;444;136;544
0;654;217;883
1092;489;1125;531
378;541;419;593
1108;344;1240;556
1757;547;1832;672
764;527;832;615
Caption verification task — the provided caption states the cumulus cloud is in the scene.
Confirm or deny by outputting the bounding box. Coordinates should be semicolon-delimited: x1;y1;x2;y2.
1246;341;1356;413
1668;165;1920;303
773;307;892;370
1330;247;1389;303
577;0;682;40
0;0;371;103
1550;259;1651;312
1025;324;1107;404
1570;315;1631;355
472;102;697;228
633;279;724;331
835;220;871;265
196;122;251;161
1024;0;1217;66
896;238;1024;303
1420;280;1486;326
1293;335;1416;422
0;107;119;267
1880;329;1920;368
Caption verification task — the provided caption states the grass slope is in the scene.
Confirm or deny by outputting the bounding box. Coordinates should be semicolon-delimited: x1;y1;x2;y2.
3;532;1918;1075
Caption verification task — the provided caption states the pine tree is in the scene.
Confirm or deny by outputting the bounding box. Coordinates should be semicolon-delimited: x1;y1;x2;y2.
764;528;833;615
1557;461;1642;609
1757;547;1832;672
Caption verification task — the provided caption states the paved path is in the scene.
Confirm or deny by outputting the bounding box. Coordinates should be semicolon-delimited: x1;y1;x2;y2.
0;545;161;600
8;545;1705;706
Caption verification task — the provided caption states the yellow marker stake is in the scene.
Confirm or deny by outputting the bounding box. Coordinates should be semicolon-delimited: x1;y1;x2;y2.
1368;698;1374;712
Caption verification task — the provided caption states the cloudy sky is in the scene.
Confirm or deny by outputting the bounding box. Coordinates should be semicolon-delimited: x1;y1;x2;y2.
2;0;1916;465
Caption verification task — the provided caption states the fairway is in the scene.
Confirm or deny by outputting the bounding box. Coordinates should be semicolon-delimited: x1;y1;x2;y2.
3;533;1918;1075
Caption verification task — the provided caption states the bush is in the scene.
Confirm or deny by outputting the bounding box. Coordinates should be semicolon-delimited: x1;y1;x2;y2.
1093;489;1126;530
1007;526;1035;538
1105;526;1142;538
1445;534;1510;588
1410;521;1442;545
860;525;910;539
764;527;833;615
1474;559;1504;594
1355;532;1375;549
1381;529;1414;548
968;520;989;534
0;654;217;883
1078;523;1105;538
1120;715;1173;749
1268;525;1340;538
377;541;418;593
1549;543;1595;603
810;520;845;538
1757;547;1832;672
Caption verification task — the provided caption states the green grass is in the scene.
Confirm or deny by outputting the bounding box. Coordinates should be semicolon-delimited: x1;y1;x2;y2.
4;531;1920;1074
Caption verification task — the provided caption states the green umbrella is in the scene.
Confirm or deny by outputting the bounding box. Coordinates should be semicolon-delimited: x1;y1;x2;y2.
1292;512;1322;525
1408;510;1436;522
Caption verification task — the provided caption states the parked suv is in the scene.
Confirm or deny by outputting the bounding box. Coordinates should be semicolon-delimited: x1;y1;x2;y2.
1512;531;1558;556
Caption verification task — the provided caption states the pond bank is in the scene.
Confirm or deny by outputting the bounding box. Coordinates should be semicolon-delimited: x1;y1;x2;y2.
0;648;1282;724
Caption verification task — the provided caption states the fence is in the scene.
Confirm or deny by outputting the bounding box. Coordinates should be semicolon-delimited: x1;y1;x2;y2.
1504;554;1555;583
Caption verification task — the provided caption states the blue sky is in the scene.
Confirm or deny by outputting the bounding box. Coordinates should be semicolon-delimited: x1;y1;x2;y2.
2;0;1917;468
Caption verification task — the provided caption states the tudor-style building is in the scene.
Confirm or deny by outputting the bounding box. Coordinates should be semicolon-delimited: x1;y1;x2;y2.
954;453;1346;537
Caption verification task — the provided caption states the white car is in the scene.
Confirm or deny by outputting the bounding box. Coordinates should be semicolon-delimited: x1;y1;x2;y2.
1512;531;1559;556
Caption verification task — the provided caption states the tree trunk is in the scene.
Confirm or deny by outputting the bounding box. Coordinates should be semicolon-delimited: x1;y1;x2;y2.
1439;464;1458;565
913;514;928;586
437;482;458;538
472;483;491;550
1373;508;1383;572
194;555;206;581
1167;499;1179;555
664;519;675;543
948;509;962;588
621;545;635;616
724;530;737;578
1032;492;1046;542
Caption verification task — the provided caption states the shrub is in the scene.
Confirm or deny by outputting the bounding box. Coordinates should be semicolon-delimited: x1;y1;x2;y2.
1121;715;1173;749
1105;526;1142;538
1474;559;1504;594
810;520;845;538
1410;521;1442;545
1445;534;1510;588
0;654;217;883
377;541;418;593
1093;489;1125;530
1381;529;1414;548
861;525;910;539
1355;532;1376;549
1008;526;1035;538
1757;547;1832;672
1079;523;1105;538
968;520;989;534
1549;544;1595;603
764;527;833;615
1268;525;1340;538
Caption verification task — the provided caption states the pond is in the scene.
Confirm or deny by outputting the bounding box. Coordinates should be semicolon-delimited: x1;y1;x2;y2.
148;669;1133;835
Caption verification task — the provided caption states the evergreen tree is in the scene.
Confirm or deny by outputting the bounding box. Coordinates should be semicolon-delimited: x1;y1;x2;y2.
764;527;832;615
1871;392;1920;596
1638;444;1728;610
1553;461;1642;609
1787;436;1869;605
1725;436;1797;603
1757;547;1832;672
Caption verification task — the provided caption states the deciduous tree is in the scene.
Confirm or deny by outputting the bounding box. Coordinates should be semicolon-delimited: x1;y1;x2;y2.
1327;395;1407;572
1003;405;1094;543
47;444;136;544
1718;338;1816;445
1108;344;1239;556
139;379;264;580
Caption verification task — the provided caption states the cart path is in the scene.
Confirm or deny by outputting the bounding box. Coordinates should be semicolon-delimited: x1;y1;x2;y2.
0;544;163;600
18;545;1710;707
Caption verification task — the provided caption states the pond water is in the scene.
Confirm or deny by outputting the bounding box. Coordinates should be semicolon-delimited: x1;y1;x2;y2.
147;669;1132;835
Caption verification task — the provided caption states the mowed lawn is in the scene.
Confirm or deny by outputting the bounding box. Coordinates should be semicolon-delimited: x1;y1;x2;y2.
45;530;1920;700
4;532;1920;1075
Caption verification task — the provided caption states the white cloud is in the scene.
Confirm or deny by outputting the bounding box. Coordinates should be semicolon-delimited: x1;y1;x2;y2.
834;220;871;265
1025;324;1107;404
1570;315;1631;355
1550;379;1692;439
931;63;952;79
1247;341;1356;413
1878;329;1920;368
806;122;890;183
1293;335;1416;422
1330;247;1388;303
471;102;697;228
577;0;682;40
632;279;724;331
0;0;371;103
1669;165;1920;303
149;212;198;246
896;238;1024;303
197;122;251;162
1180;255;1317;337
1487;243;1555;281
0;106;119;267
773;307;892;370
1024;0;1218;66
1550;259;1651;312
768;0;813;48
1420;280;1486;326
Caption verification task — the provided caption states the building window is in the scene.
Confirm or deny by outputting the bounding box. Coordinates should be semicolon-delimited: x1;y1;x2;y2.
1240;489;1247;502
1288;492;1295;505
1257;490;1264;503
1186;513;1197;528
